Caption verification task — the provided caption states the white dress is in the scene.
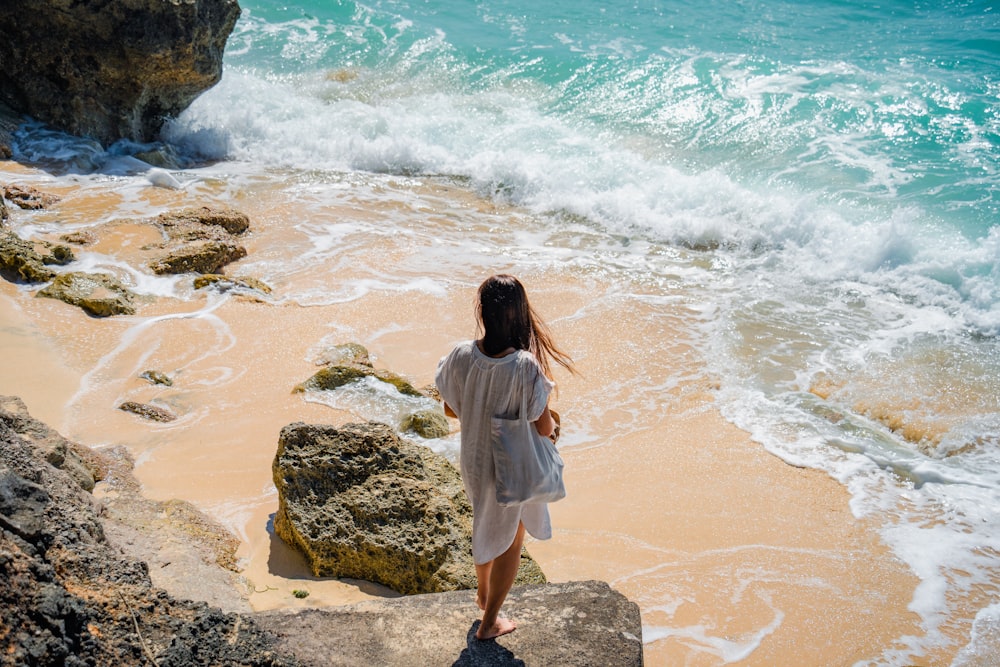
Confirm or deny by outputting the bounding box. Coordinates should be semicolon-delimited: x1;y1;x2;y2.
435;340;555;564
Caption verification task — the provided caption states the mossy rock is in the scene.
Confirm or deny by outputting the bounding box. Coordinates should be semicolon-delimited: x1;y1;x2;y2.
0;231;56;283
295;365;422;397
36;271;136;317
400;410;450;439
314;342;371;368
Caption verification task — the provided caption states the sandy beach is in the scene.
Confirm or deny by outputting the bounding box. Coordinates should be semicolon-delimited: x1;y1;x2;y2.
0;160;957;665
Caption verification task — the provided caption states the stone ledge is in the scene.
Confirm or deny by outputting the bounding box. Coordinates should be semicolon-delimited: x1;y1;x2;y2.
254;580;644;667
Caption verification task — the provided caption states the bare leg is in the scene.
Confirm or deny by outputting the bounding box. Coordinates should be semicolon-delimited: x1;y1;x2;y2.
475;522;525;640
475;561;491;611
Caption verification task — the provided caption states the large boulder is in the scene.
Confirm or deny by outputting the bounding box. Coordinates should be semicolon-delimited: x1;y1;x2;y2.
0;0;241;145
272;422;546;595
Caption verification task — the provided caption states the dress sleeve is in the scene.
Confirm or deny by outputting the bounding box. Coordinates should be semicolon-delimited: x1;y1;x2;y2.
525;356;555;422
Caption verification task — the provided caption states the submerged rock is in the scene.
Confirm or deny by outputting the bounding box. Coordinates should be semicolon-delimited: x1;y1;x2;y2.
118;401;176;423
194;273;273;294
272;421;546;595
400;409;450;439
295;365;423;397
0;0;241;145
140;370;174;387
36;271;137;317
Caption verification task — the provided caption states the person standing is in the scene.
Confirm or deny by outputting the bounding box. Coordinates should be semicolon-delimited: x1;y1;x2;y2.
435;274;575;640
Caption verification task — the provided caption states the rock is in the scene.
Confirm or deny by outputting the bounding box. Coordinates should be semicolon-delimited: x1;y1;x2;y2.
0;230;57;283
157;206;251;236
400;409;450;439
36;271;137;317
0;395;98;492
193;273;272;294
272;422;546;595
0;100;18;159
313;342;371;367
150;239;248;275
0;192;7;225
3;184;60;210
0;0;241;145
0;402;299;667
117;401;177;423
60;230;98;246
140;370;174;387
295;365;423;397
255;580;644;667
146;205;252;275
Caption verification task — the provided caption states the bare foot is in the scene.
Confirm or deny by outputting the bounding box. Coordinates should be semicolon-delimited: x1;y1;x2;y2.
476;617;516;640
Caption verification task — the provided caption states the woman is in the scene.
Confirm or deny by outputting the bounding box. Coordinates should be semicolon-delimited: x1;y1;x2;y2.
435;274;575;640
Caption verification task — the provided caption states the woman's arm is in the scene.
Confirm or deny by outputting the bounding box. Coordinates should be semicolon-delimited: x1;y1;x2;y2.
533;404;555;438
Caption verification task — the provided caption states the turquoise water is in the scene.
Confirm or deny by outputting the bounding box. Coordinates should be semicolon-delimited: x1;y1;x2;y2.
10;0;1000;663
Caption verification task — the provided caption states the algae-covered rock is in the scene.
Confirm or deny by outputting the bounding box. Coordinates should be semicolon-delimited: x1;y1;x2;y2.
193;273;272;294
400;409;450;439
140;370;173;387
36;271;136;317
149;239;247;275
272;422;546;595
118;401;176;423
295;365;423;397
0;231;57;283
0;192;7;224
314;342;371;367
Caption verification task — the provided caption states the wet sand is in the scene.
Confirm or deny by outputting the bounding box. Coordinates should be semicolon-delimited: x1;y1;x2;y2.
0;162;937;664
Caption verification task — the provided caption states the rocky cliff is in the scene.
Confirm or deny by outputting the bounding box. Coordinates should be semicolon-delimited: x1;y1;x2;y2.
0;0;241;146
0;398;645;665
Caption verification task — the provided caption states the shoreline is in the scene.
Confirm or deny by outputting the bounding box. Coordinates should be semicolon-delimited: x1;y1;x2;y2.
0;159;959;664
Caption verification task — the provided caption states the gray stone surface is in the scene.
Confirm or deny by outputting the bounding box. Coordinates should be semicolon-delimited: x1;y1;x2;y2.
0;0;241;145
255;580;644;667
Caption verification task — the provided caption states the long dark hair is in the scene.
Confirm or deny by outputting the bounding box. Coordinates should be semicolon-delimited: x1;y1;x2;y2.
476;274;575;378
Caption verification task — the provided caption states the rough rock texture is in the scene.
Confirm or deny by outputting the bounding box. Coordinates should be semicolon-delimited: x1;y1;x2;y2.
36;271;137;317
3;184;60;210
147;205;251;276
0;0;241;145
256;580;644;667
0;100;17;158
117;401;177;423
273;421;546;595
400;408;451;439
0;397;298;667
0;231;58;283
